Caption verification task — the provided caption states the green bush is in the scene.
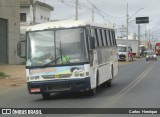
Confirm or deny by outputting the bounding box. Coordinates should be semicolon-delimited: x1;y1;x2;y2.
0;72;8;79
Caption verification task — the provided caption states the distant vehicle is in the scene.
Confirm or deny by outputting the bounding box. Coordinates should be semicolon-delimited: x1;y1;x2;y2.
17;20;119;99
117;44;131;61
116;39;138;56
140;45;146;56
155;43;160;55
146;51;157;61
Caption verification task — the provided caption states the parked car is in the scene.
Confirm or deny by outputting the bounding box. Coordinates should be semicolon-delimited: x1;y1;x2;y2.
146;51;157;61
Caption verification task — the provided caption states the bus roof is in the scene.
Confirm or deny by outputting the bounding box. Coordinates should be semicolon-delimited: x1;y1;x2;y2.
27;20;113;31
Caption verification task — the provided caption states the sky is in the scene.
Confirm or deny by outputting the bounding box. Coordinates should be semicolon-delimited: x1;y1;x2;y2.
43;0;160;40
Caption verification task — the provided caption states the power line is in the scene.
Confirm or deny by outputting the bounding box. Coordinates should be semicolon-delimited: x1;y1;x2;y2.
45;0;124;22
86;0;125;18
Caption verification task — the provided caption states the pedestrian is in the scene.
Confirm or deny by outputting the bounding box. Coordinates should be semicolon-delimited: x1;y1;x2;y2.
129;49;133;61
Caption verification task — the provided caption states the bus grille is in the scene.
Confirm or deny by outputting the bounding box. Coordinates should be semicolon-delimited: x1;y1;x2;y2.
45;84;71;91
42;74;72;79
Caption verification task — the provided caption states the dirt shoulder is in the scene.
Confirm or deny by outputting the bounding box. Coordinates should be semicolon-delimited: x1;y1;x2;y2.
118;58;141;65
0;65;26;91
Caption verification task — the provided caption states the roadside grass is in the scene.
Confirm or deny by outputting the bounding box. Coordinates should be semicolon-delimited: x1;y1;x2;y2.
0;72;8;79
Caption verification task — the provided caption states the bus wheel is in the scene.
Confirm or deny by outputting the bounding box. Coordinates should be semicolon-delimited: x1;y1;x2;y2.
107;65;113;87
88;88;96;96
107;79;112;87
42;93;50;100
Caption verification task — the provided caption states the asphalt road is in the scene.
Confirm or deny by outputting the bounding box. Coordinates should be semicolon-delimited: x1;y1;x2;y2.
0;58;160;117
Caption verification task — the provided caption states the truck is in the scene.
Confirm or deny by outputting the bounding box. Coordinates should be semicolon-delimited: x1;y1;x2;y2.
117;44;131;61
116;39;138;56
139;44;146;56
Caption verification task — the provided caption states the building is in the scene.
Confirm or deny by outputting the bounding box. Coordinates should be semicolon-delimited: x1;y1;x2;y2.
20;0;54;36
0;0;20;65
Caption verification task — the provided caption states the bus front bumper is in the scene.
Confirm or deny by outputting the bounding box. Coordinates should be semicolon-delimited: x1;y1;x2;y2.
27;77;91;94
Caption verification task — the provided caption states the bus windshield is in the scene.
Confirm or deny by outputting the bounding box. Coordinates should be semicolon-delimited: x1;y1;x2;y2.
26;28;89;67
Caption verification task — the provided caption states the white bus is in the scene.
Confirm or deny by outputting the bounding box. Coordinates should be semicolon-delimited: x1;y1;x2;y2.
17;20;118;99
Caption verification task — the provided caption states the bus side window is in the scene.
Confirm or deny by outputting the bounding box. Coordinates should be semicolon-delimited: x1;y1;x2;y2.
114;31;116;45
113;31;117;45
95;29;99;47
100;29;104;46
105;30;110;46
91;28;98;47
97;29;103;47
101;29;107;46
108;30;113;46
111;31;116;45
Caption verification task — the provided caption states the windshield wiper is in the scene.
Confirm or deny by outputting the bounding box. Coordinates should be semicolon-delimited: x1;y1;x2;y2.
43;57;61;67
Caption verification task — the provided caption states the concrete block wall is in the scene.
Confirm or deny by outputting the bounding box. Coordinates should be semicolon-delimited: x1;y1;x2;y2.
0;0;22;64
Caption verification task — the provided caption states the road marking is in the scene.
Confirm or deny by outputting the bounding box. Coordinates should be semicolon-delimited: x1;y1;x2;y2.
110;62;156;104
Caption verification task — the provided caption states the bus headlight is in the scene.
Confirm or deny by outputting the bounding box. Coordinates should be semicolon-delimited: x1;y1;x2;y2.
30;76;40;81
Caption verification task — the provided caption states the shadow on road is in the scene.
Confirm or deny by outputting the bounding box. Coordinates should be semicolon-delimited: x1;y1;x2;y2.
33;84;115;101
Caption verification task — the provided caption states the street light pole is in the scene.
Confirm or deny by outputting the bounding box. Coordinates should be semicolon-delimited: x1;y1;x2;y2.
31;0;36;25
92;4;94;22
138;24;140;57
126;2;144;61
126;2;129;61
75;0;78;20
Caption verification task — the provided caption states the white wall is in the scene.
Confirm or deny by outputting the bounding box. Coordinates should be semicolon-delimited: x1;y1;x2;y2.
20;4;52;38
20;7;31;23
20;5;51;24
0;0;21;64
35;6;51;23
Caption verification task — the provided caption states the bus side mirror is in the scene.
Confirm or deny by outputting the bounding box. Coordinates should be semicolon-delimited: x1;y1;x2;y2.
90;37;95;49
17;40;26;58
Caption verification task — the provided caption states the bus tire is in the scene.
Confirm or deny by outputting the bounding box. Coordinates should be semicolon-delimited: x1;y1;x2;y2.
96;70;99;87
42;93;50;100
107;65;113;87
87;70;99;96
107;79;112;87
88;88;96;96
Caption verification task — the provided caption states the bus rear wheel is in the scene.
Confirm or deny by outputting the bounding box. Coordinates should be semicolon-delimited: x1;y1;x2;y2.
107;65;113;87
107;79;112;87
88;88;96;96
42;93;50;100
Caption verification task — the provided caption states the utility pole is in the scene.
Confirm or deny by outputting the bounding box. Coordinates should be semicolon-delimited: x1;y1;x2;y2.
126;2;129;61
92;5;94;22
144;24;146;43
138;24;140;57
75;0;78;20
31;0;36;25
149;28;151;49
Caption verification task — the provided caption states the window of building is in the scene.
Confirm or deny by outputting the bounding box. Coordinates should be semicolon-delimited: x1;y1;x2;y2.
20;13;26;22
47;18;49;21
44;17;46;21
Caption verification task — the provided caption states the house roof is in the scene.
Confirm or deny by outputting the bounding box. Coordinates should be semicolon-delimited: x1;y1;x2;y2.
20;0;54;11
